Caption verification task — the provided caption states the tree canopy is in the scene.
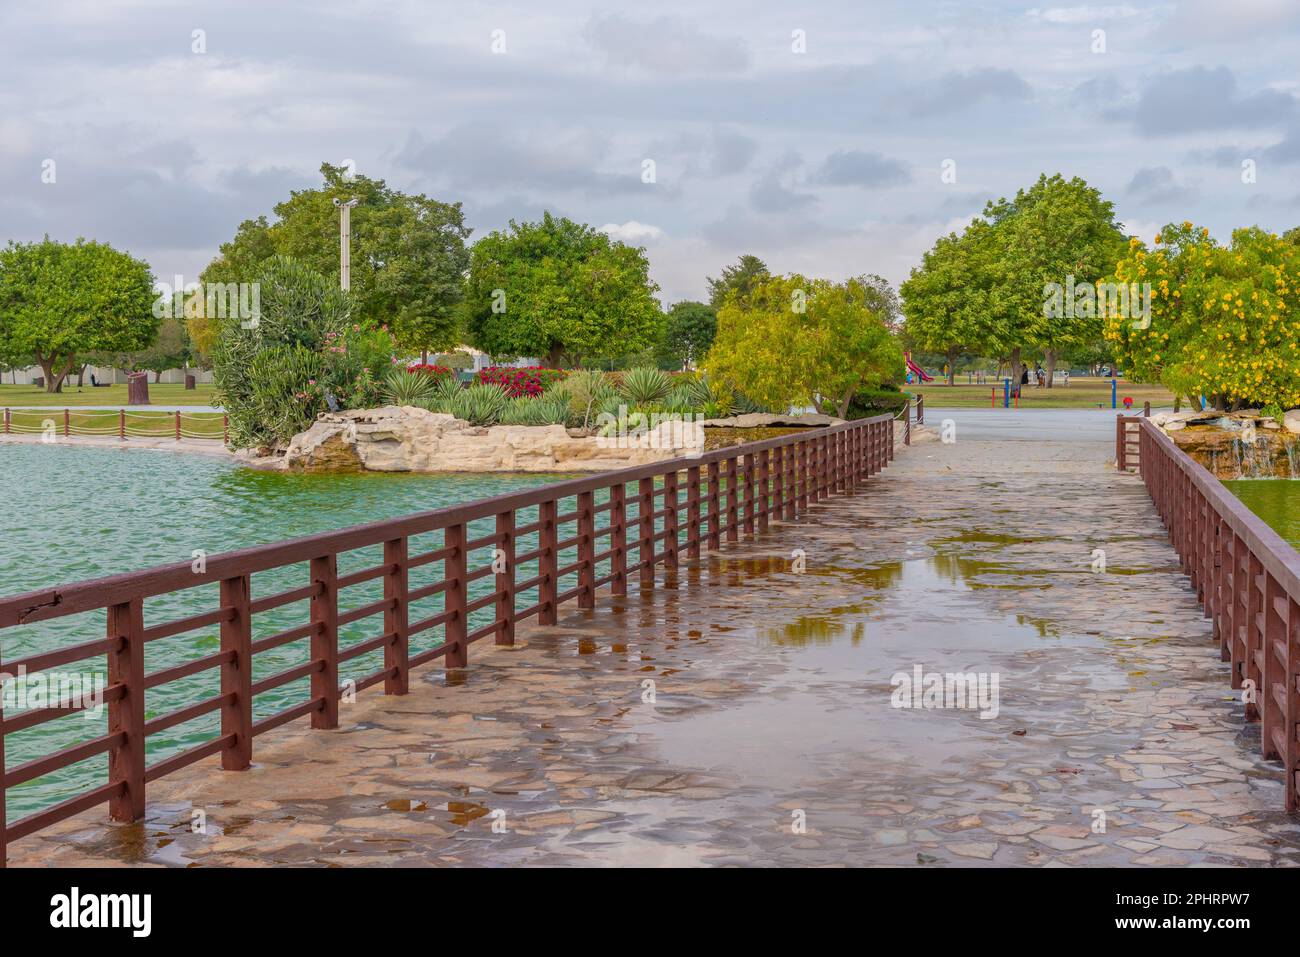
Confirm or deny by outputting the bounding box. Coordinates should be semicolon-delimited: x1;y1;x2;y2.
706;254;770;308
1104;222;1300;414
201;163;471;357
705;274;902;417
0;237;157;392
656;300;717;370
461;212;662;366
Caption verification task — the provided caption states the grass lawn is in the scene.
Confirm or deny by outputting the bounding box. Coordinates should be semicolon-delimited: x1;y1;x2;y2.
3;407;226;439
906;377;1175;410
0;382;218;408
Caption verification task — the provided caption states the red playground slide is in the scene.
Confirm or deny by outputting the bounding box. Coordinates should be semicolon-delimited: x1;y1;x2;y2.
905;352;934;382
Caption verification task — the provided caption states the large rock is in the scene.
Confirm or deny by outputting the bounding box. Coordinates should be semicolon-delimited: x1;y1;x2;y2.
280;406;701;473
1285;410;1300;434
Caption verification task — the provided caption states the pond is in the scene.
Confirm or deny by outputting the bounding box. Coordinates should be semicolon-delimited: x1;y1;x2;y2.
1223;479;1300;549
0;443;571;820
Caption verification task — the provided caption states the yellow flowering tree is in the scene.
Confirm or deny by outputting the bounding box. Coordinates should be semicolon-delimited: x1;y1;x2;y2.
1104;222;1300;415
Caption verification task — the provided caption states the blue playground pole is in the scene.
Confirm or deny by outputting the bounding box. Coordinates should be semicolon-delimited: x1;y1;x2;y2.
1003;378;1010;409
1111;378;1117;409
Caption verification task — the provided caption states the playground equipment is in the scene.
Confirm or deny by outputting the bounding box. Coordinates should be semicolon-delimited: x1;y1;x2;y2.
904;352;933;383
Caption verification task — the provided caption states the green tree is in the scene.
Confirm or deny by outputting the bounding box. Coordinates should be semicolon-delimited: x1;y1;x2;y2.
705;274;902;417
987;173;1127;386
901;226;998;385
706;254;770;308
656;300;717;370
202;163;471;358
462;212;662;366
0;238;157;392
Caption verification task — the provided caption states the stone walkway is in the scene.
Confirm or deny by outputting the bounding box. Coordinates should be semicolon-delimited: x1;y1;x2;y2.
11;431;1300;866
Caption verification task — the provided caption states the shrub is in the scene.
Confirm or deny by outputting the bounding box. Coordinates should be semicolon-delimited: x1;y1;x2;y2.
445;382;509;425
406;362;456;381
617;366;674;405
553;368;619;430
384;368;442;406
212;257;399;449
499;395;570;426
474;365;568;397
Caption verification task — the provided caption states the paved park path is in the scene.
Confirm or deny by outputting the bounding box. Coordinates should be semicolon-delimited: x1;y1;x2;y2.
13;429;1300;866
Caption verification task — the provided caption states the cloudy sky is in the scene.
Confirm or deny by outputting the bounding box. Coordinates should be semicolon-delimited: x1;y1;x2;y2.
3;0;1300;305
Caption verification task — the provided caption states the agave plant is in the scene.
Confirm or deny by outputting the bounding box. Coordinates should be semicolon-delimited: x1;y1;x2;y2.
618;366;674;405
382;368;440;407
446;383;509;426
498;395;570;426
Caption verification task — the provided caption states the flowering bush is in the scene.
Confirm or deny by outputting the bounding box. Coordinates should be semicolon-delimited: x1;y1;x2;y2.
406;362;456;382
474;366;568;398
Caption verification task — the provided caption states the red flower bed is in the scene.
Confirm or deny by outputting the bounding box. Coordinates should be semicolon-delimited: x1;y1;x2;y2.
406;363;455;382
474;366;568;398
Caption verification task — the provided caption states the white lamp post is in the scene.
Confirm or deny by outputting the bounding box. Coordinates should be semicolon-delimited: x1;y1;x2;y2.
332;197;359;291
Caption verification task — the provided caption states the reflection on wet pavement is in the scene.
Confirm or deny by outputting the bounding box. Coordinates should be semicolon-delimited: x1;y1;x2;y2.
12;437;1300;867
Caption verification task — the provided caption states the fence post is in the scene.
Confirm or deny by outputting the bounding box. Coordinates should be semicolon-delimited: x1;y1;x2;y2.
219;575;253;769
742;452;756;536
610;484;627;596
445;524;468;667
707;462;721;549
725;457;740;542
223;414;229;445
1143;400;1151;417
174;410;181;441
3;407;8;434
63;408;70;437
310;554;340;727
798;439;809;512
686;465;702;559
495;512;516;644
904;399;911;446
539;501;559;623
1116;415;1126;471
384;536;409;692
663;472;679;570
917;394;925;425
119;409;125;440
578;490;596;608
638;477;656;589
107;598;146;822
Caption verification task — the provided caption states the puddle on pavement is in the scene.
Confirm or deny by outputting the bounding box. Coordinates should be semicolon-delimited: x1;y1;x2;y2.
637;553;1103;791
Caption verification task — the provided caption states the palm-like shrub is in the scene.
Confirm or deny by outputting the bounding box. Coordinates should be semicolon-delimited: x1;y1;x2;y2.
445;383;509;425
555;369;619;430
383;368;440;406
499;395;570;426
618;366;674;405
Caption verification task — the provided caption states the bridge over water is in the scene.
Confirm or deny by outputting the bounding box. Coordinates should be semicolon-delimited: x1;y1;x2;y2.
3;413;1298;867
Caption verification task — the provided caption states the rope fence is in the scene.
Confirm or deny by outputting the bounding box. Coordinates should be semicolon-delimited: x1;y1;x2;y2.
2;408;227;443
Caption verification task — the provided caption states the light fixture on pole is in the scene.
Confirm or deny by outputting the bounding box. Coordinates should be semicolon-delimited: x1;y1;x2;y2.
332;197;359;291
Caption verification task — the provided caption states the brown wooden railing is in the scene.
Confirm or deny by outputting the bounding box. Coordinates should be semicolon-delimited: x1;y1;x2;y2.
0;415;895;863
1119;415;1299;812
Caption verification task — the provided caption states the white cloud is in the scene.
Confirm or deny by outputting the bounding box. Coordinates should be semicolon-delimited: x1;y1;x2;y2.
600;220;665;243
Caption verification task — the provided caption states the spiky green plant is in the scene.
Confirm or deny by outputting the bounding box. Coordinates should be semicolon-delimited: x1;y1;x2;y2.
446;382;509;425
557;368;620;430
618;366;674;405
382;368;440;406
498;395;570;426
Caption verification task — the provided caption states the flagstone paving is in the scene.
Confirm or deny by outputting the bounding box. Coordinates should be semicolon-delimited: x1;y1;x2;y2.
10;430;1300;866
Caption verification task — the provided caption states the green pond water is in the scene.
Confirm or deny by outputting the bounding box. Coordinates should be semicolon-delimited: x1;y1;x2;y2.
1223;479;1300;549
0;444;604;821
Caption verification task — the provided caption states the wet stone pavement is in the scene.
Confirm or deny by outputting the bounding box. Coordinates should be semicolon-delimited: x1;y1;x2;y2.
13;432;1300;867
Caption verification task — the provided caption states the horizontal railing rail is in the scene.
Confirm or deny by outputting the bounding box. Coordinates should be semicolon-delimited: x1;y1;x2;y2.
0;415;895;863
1119;415;1299;812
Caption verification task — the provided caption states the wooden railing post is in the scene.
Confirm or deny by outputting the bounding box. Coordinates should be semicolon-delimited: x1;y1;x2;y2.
904;399;911;446
917;394;924;425
63;408;70;437
496;512;516;644
219;575;253;769
445;524;468;666
119;409;125;440
107;598;146;822
707;462;721;549
610;485;627;596
758;449;771;533
798;438;809;512
3;407;8;434
770;446;783;522
174;409;181;441
310;554;339;728
663;472;679;570
578;490;596;608
1116;415;1126;471
539;501;559;623
638;478;656;589
686;465;701;559
743;452;756;536
725;457;740;543
384;536;409;692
